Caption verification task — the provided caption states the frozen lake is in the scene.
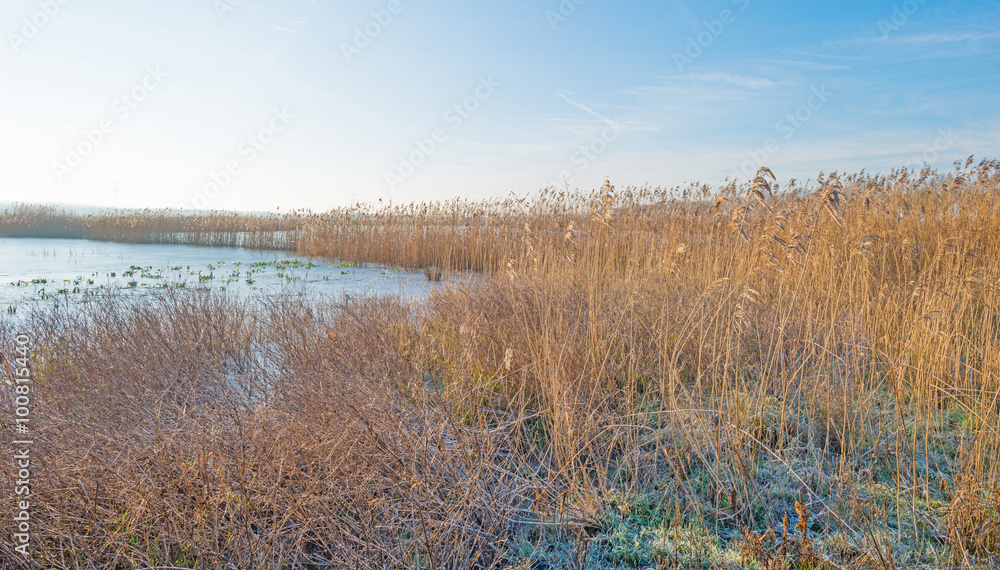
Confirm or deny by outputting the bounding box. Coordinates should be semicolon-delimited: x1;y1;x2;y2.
0;237;442;311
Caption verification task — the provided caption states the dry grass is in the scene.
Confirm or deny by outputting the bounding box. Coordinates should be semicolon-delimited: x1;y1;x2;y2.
2;159;1000;568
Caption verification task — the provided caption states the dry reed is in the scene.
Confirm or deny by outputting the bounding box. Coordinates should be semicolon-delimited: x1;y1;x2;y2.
2;159;999;568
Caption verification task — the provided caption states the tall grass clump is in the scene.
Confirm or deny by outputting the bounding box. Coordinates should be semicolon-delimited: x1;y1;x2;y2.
2;159;999;568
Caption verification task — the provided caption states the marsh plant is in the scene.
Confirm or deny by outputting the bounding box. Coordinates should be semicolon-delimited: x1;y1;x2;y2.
2;159;1000;568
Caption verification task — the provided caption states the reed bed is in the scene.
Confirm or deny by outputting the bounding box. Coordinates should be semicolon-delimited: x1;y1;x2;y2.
0;205;301;250
2;159;1000;568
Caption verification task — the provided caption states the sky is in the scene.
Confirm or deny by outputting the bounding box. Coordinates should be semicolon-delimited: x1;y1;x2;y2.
1;0;998;212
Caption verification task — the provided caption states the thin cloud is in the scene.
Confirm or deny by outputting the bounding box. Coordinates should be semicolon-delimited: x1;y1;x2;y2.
556;93;619;127
894;30;1000;44
752;58;849;71
786;49;873;62
627;84;760;103
276;20;309;33
449;138;564;154
825;29;1000;49
551;94;664;136
625;72;778;103
536;117;595;139
687;72;776;89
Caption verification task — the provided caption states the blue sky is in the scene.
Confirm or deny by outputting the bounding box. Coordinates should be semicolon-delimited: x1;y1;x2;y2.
1;0;998;211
